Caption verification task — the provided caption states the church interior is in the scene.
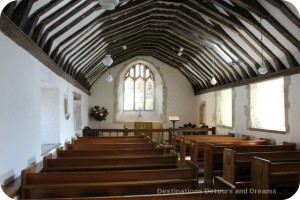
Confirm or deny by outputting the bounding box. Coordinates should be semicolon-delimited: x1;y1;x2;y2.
1;0;300;199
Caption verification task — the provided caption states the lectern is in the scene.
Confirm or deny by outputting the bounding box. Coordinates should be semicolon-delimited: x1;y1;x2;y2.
168;116;179;129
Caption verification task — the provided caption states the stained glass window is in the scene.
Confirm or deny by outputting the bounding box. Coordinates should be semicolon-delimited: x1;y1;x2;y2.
124;64;155;111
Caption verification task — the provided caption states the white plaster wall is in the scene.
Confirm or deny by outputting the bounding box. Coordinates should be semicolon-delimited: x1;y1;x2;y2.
0;32;89;186
195;91;216;128
196;74;300;148
89;56;197;129
41;88;60;144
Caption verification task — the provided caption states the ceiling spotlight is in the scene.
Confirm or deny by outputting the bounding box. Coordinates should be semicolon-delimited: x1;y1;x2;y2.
122;45;127;50
179;47;184;51
178;51;182;56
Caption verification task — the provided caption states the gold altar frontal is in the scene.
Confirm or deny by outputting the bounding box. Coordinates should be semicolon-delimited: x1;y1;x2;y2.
124;122;163;144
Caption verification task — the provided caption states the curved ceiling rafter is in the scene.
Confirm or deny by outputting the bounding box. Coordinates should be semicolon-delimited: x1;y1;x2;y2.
1;0;300;94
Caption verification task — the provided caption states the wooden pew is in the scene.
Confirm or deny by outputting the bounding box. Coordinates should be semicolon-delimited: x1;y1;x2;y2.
67;142;156;150
202;140;276;187
180;136;249;166
196;139;270;164
73;136;152;144
43;152;178;172
57;147;166;158
81;135;146;139
222;147;299;189
33;192;236;200
251;156;300;200
172;133;232;152
21;161;199;199
171;127;216;151
21;179;198;199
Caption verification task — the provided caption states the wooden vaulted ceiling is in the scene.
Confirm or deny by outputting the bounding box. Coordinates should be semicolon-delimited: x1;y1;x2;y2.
1;0;300;95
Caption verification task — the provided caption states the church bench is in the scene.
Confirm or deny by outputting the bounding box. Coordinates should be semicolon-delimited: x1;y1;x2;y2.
222;147;299;189
22;161;198;185
172;133;232;152
171;127;216;151
202;140;278;187
180;136;249;166
30;192;236;200
251;156;300;200
80;135;146;139
43;153;178;172
72;137;152;144
194;139;270;164
67;142;156;150
214;151;300;199
57;147;166;158
21;179;198;199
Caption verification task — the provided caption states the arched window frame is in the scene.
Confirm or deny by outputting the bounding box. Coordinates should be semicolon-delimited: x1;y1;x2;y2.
123;63;155;111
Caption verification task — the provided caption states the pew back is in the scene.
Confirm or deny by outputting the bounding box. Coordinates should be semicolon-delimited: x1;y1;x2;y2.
67;142;156;150
57;148;166;158
203;140;277;187
251;156;300;200
73;137;151;144
180;136;249;166
43;153;178;172
223;149;300;186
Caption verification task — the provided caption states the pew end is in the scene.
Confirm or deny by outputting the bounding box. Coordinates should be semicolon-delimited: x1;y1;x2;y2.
213;176;236;200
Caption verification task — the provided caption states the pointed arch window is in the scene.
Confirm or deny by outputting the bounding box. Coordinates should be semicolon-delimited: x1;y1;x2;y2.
124;63;155;111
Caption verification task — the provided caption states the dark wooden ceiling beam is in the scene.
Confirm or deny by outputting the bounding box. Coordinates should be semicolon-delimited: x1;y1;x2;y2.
210;0;287;72
229;0;300;68
110;38;216;87
51;4;174;62
171;21;237;82
107;30;214;85
31;0;81;42
264;0;300;29
38;0;95;47
24;0;64;36
2;1;17;19
190;0;298;69
11;0;37;29
170;10;244;81
65;22;172;75
171;8;252;79
105;21;237;86
109;47;205;89
51;19;100;61
228;0;300;52
84;42;205;88
42;5;100;55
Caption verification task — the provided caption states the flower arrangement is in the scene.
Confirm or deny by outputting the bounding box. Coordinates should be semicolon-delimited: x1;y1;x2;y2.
89;106;108;121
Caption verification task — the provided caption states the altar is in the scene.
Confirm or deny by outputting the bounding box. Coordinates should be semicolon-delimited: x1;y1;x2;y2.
124;122;163;144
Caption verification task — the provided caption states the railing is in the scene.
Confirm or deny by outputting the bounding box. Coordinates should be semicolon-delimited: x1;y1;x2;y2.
82;127;216;146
